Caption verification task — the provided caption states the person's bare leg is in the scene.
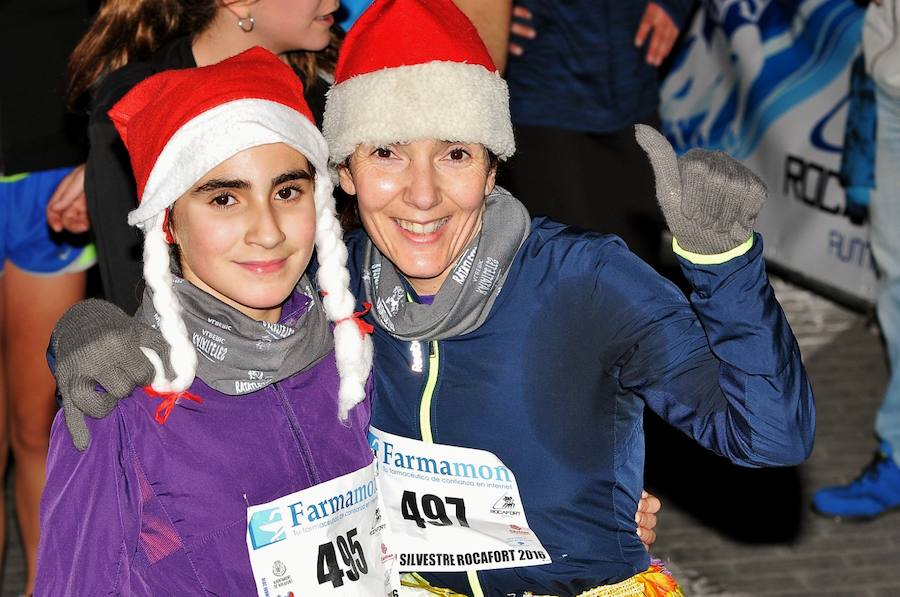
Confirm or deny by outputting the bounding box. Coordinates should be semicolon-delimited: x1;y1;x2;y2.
5;263;85;595
0;269;10;586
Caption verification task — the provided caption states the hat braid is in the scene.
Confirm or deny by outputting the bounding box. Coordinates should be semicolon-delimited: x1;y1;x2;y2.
142;214;197;392
313;179;373;419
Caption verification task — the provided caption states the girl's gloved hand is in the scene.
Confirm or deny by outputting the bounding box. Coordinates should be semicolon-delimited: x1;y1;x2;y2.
635;125;767;255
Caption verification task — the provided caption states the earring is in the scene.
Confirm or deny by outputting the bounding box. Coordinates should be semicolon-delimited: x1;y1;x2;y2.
237;14;254;32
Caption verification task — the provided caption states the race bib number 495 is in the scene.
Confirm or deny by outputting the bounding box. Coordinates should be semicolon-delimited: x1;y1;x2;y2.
369;428;551;572
245;460;399;596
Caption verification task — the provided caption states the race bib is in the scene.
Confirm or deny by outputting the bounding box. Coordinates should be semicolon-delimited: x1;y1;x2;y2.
245;460;400;596
369;428;551;572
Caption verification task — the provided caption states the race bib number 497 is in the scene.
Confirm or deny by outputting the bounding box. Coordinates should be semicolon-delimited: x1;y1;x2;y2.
245;460;399;596
369;428;551;572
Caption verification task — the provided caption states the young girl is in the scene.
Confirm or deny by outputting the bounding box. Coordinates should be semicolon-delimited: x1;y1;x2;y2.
35;48;376;595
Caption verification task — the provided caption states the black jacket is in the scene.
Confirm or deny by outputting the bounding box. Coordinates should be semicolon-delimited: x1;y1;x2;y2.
0;0;92;174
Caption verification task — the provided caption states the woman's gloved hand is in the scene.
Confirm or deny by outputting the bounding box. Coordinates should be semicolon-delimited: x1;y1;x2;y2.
635;124;767;255
52;299;171;451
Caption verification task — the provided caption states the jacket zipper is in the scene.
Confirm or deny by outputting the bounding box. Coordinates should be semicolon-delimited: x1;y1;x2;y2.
274;382;320;486
417;340;485;597
418;340;440;442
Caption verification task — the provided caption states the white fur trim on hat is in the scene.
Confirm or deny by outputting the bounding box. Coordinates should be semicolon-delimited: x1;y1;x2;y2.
128;99;330;228
323;61;514;164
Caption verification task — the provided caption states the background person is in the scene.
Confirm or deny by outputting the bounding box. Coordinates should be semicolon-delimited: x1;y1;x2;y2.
502;0;696;271
0;1;96;593
813;0;900;519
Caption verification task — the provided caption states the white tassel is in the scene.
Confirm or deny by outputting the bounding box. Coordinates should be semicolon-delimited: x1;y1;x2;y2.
142;214;197;392
312;176;373;419
139;346;168;389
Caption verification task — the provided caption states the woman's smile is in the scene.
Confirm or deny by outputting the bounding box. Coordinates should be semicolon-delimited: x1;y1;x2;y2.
393;216;450;237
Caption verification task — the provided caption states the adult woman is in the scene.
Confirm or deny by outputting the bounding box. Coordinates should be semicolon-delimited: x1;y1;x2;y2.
323;0;812;594
53;0;813;594
36;49;376;595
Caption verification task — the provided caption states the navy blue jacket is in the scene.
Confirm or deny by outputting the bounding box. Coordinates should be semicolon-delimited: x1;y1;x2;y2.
505;0;695;134
348;219;814;595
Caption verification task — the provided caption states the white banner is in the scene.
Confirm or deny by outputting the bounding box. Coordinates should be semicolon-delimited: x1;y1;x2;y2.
661;0;877;302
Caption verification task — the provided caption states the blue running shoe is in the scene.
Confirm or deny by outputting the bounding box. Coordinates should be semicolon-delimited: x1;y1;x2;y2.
812;441;900;520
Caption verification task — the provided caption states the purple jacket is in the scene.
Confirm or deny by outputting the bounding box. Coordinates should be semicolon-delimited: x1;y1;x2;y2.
36;341;373;595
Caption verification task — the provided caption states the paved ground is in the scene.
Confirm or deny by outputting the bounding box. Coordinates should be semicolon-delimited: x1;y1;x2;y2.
1;276;896;595
647;278;900;596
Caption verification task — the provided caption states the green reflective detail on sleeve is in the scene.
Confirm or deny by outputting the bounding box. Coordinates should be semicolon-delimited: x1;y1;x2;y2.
0;172;29;183
672;235;754;265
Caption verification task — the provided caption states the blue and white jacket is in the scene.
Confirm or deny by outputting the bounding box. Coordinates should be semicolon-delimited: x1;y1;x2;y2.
347;219;815;596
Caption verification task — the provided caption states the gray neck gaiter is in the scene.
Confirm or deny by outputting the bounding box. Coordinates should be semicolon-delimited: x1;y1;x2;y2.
137;275;332;395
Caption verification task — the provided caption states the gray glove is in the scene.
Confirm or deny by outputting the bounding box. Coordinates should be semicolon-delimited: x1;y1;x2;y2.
52;299;171;451
635;124;767;255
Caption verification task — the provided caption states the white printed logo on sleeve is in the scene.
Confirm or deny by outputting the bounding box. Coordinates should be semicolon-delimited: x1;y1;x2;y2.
369;427;551;572
245;460;400;596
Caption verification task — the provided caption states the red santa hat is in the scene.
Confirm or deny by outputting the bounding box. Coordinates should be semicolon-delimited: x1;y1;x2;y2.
109;47;371;418
322;0;515;164
114;46;326;229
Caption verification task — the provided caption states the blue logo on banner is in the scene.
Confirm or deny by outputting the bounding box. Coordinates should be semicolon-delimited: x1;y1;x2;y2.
661;0;864;157
248;507;287;550
368;431;381;455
